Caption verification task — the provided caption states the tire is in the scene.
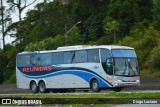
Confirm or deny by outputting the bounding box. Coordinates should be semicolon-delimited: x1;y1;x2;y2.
30;81;39;93
91;79;101;92
39;81;47;93
52;89;58;93
113;87;122;92
57;89;67;93
84;90;89;92
68;89;75;93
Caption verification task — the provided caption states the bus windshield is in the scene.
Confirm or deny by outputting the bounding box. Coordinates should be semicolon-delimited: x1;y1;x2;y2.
114;58;139;76
112;49;136;58
111;49;139;76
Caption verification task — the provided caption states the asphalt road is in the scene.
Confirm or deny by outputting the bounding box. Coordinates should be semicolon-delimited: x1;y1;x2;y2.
0;77;160;94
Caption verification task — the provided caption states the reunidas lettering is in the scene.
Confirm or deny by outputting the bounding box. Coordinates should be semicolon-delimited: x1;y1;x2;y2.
22;66;52;72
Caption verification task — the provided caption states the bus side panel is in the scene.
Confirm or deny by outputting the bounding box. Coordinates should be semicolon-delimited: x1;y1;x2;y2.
16;67;31;89
71;63;113;88
44;71;112;89
16;63;113;89
44;74;89;89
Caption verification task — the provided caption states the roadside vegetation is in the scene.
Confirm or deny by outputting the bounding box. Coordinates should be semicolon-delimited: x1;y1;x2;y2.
0;0;160;84
2;92;159;99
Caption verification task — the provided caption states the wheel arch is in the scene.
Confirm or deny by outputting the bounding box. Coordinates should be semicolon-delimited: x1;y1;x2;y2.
38;79;47;87
89;77;100;87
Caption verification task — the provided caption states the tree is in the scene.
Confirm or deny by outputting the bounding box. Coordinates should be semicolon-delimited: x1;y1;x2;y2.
104;17;120;43
152;0;160;23
0;0;5;51
0;0;12;79
7;0;37;43
71;0;109;42
42;0;53;3
0;50;3;83
107;0;152;36
22;1;73;44
67;26;84;45
25;35;65;51
7;0;37;22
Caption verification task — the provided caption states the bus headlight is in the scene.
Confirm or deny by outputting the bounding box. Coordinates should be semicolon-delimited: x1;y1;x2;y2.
115;80;122;83
136;79;140;86
136;79;140;83
115;80;122;86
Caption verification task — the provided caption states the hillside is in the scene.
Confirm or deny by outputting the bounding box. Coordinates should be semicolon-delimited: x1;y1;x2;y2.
0;0;160;84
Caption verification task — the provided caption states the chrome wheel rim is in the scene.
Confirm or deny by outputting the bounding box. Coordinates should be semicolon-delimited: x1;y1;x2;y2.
40;83;45;92
93;82;98;90
32;84;36;92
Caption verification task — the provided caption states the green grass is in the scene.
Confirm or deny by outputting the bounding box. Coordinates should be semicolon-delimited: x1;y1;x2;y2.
1;92;160;98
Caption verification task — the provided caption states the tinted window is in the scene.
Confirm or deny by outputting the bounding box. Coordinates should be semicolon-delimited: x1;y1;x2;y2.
30;53;52;66
64;51;74;64
17;54;31;67
75;50;87;63
88;49;99;62
112;49;136;58
52;52;64;64
101;49;113;75
40;53;52;66
101;49;111;63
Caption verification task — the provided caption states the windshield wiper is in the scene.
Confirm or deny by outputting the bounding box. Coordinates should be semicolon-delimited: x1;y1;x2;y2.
123;59;128;75
128;61;136;76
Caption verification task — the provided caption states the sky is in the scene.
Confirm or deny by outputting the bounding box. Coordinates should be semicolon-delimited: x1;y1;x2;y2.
0;0;44;49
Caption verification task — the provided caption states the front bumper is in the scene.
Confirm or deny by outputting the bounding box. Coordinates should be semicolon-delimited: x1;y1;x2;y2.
113;81;140;87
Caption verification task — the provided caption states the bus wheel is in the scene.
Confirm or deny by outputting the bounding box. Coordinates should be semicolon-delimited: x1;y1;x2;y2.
113;87;122;92
39;81;47;93
84;90;89;92
68;89;75;93
91;79;101;92
30;81;39;93
52;89;58;93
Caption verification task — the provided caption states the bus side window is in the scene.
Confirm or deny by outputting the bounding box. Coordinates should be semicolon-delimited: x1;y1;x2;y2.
88;49;99;63
75;50;87;63
40;53;52;66
101;49;113;75
52;52;64;65
30;54;41;66
30;53;52;66
101;49;107;63
64;51;74;64
17;55;31;67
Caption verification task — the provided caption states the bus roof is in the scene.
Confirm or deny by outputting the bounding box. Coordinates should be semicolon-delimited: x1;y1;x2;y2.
17;45;134;55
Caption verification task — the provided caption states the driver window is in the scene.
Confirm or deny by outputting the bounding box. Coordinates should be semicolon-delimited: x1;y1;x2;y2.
101;49;113;75
106;58;112;67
